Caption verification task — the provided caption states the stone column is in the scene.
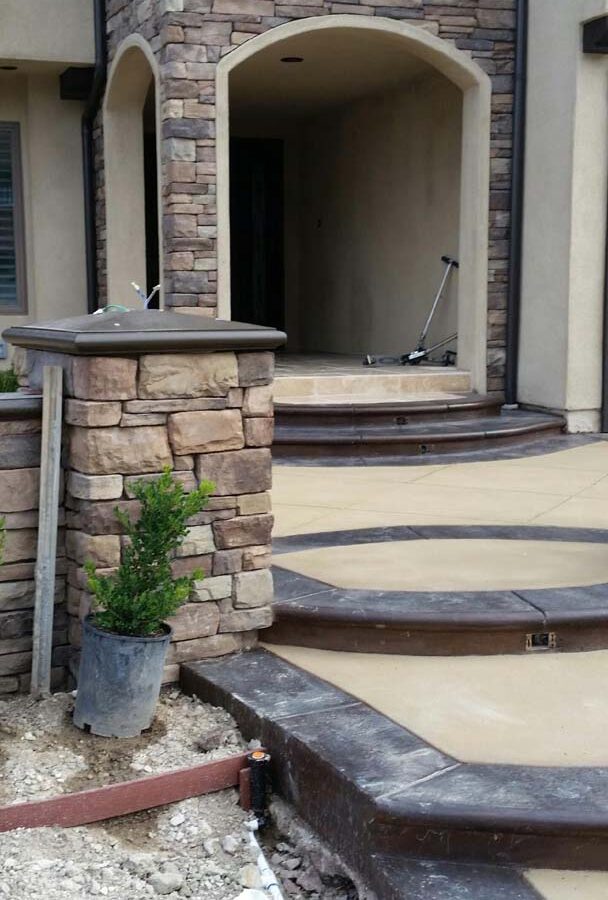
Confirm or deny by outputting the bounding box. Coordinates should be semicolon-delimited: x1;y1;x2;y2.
5;310;285;685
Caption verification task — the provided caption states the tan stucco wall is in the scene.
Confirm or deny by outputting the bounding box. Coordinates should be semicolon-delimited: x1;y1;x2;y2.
104;37;163;307
520;0;608;430
0;0;94;65
294;75;461;356
0;73;87;340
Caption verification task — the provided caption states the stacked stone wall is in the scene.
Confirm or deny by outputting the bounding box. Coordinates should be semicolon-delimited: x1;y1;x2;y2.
0;397;68;695
97;0;516;395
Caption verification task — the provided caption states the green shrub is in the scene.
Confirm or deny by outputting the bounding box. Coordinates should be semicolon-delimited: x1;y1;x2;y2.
0;368;19;393
86;468;214;636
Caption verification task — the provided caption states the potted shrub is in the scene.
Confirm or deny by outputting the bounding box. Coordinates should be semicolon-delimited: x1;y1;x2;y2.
73;469;214;737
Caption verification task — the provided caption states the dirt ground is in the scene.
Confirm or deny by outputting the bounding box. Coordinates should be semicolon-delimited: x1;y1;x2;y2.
0;690;363;899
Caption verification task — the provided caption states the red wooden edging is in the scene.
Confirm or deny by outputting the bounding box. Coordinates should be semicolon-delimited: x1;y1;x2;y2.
238;766;252;812
0;751;251;833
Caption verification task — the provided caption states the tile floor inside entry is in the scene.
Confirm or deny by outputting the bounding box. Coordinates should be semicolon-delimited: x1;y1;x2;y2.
270;438;608;899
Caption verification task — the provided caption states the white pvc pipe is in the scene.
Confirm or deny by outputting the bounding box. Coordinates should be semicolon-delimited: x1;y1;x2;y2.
245;820;284;900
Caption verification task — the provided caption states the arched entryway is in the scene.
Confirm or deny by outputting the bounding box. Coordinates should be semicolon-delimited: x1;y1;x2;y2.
217;16;491;392
104;36;162;307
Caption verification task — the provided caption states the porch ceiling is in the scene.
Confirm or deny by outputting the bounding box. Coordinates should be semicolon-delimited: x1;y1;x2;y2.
229;28;437;115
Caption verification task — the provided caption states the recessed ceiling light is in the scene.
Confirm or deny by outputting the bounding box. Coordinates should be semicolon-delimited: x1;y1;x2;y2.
281;56;303;63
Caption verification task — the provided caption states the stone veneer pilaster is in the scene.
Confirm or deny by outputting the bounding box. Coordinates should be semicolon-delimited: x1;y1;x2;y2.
5;312;284;688
95;0;516;395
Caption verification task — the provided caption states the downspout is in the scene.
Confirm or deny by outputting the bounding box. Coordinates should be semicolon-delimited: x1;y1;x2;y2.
504;0;528;406
82;0;107;314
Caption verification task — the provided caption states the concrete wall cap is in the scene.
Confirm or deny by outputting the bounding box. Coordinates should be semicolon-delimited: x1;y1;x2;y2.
3;310;287;356
0;393;43;419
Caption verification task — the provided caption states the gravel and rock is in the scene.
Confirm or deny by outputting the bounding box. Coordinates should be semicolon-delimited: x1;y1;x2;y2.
0;688;245;805
0;688;368;899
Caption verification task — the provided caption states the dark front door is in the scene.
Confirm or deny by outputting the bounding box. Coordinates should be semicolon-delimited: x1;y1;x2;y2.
230;137;284;328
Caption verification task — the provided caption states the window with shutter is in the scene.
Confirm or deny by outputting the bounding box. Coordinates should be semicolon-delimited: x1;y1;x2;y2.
0;123;26;313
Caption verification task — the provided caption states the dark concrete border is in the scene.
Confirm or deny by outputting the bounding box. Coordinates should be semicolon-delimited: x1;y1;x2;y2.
182;650;608;884
273;523;608;555
273;433;605;467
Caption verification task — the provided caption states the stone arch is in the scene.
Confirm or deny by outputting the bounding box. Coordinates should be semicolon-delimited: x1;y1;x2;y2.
103;35;163;307
216;15;491;391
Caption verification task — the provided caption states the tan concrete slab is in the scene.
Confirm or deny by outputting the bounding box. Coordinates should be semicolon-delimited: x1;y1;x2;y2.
348;481;565;522
272;442;608;537
576;472;608;499
526;870;608;899
265;645;608;766
273;463;446;487
506;441;608;472
533;497;608;530
419;462;603;496
272;504;489;537
277;539;608;592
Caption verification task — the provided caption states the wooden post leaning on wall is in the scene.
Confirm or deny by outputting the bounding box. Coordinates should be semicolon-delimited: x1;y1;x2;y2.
30;365;63;698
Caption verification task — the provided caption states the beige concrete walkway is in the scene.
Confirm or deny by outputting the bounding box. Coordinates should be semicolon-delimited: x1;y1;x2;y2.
526;869;608;899
273;441;608;536
271;441;608;887
266;644;608;767
277;538;608;592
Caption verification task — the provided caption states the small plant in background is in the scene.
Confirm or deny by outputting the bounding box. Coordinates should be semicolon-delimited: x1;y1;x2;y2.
86;468;214;636
0;368;19;392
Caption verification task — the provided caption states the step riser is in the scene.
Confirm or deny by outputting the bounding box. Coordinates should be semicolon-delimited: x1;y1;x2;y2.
273;423;564;459
372;823;608;872
275;403;502;428
264;621;608;656
368;855;540;900
274;373;473;402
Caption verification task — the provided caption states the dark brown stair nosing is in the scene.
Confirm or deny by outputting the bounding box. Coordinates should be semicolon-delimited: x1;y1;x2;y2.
275;394;501;416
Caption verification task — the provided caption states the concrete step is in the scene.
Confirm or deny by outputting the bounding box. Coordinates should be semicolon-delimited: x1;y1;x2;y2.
266;524;608;655
273;410;566;460
274;367;472;403
181;649;608;894
275;393;502;427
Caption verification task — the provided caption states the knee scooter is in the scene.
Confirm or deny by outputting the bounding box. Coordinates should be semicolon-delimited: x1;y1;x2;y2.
364;255;459;367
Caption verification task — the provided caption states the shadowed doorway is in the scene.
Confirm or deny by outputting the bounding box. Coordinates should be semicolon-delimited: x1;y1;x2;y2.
230;136;284;328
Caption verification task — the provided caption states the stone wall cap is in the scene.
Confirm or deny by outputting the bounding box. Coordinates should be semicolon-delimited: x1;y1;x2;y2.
0;392;42;419
3;310;287;356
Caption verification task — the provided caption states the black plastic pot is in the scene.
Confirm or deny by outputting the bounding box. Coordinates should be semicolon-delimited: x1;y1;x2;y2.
73;615;172;737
